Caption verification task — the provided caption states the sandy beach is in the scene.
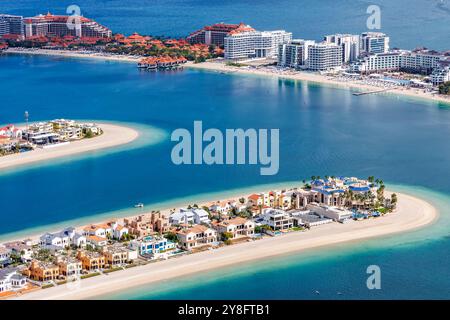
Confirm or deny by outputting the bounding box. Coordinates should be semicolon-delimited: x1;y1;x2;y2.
186;61;450;105
11;191;437;300
0;123;139;172
4;48;450;105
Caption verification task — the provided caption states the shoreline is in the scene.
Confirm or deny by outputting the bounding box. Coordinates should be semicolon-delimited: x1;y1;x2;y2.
0;122;139;172
186;61;450;106
10;191;438;300
4;48;449;106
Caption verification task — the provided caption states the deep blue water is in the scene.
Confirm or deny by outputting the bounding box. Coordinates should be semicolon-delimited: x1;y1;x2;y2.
0;0;450;299
1;0;449;50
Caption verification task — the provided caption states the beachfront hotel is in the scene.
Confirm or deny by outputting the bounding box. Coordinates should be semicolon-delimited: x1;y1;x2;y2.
187;22;254;46
360;32;390;54
23;12;111;38
278;40;343;71
0;14;24;38
224;30;292;60
324;34;360;63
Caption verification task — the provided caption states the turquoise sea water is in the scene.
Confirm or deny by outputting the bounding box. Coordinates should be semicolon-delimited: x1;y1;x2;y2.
0;0;449;299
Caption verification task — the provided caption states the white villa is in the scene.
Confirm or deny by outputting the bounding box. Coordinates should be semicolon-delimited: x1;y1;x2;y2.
39;227;86;251
170;208;210;225
261;208;294;231
0;267;27;294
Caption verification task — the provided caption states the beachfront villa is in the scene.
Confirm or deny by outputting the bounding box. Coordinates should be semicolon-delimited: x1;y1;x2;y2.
176;225;218;250
306;203;353;222
290;210;334;228
3;240;33;263
129;235;176;257
0;267;27;294
0;246;11;267
23;260;59;282
76;251;106;271
214;217;255;239
39;227;86;251
57;257;82;278
124;212;170;237
103;245;137;267
83;221;129;240
170;208;211;225
261;208;294;231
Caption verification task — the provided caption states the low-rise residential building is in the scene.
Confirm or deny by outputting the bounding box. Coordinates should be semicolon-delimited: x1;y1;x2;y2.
306;203;353;222
129;235;176;257
57;257;82;277
261;208;294;231
214;217;255;239
83;221;128;240
86;235;108;247
170;208;211;225
176;225;217;250
76;250;106;271
431;66;450;85
124;211;170;237
0;246;12;267
39;227;86;251
23;260;59;282
103;245;134;267
3;240;33;263
290;209;333;227
0;267;27;294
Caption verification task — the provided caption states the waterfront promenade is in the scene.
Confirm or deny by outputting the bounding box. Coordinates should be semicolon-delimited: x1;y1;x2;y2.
10;191;437;300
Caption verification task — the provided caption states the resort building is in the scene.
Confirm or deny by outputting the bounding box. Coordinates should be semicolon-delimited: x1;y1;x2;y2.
431;66;450;85
124;212;170;238
0;267;27;294
170;208;211;225
39;227;86;251
306;203;353;222
176;225;218;250
23;260;59;282
76;250;106;271
24;12;111;39
307;42;343;71
278;39;316;69
324;34;360;63
224;30;292;60
214;217;255;239
360;32;390;54
400;49;446;74
129;235;176;257
350;52;402;74
57;257;82;277
0;14;24;37
187;22;254;46
261;208;294;231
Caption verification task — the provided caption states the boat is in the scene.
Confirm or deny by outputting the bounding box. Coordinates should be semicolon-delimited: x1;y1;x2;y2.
134;203;144;208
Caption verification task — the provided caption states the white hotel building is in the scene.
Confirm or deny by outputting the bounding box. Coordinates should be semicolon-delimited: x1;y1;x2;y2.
278;40;343;71
224;30;292;60
307;42;343;71
324;34;360;63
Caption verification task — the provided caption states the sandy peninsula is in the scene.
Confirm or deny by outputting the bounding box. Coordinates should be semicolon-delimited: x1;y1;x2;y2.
12;191;437;300
0;123;139;172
